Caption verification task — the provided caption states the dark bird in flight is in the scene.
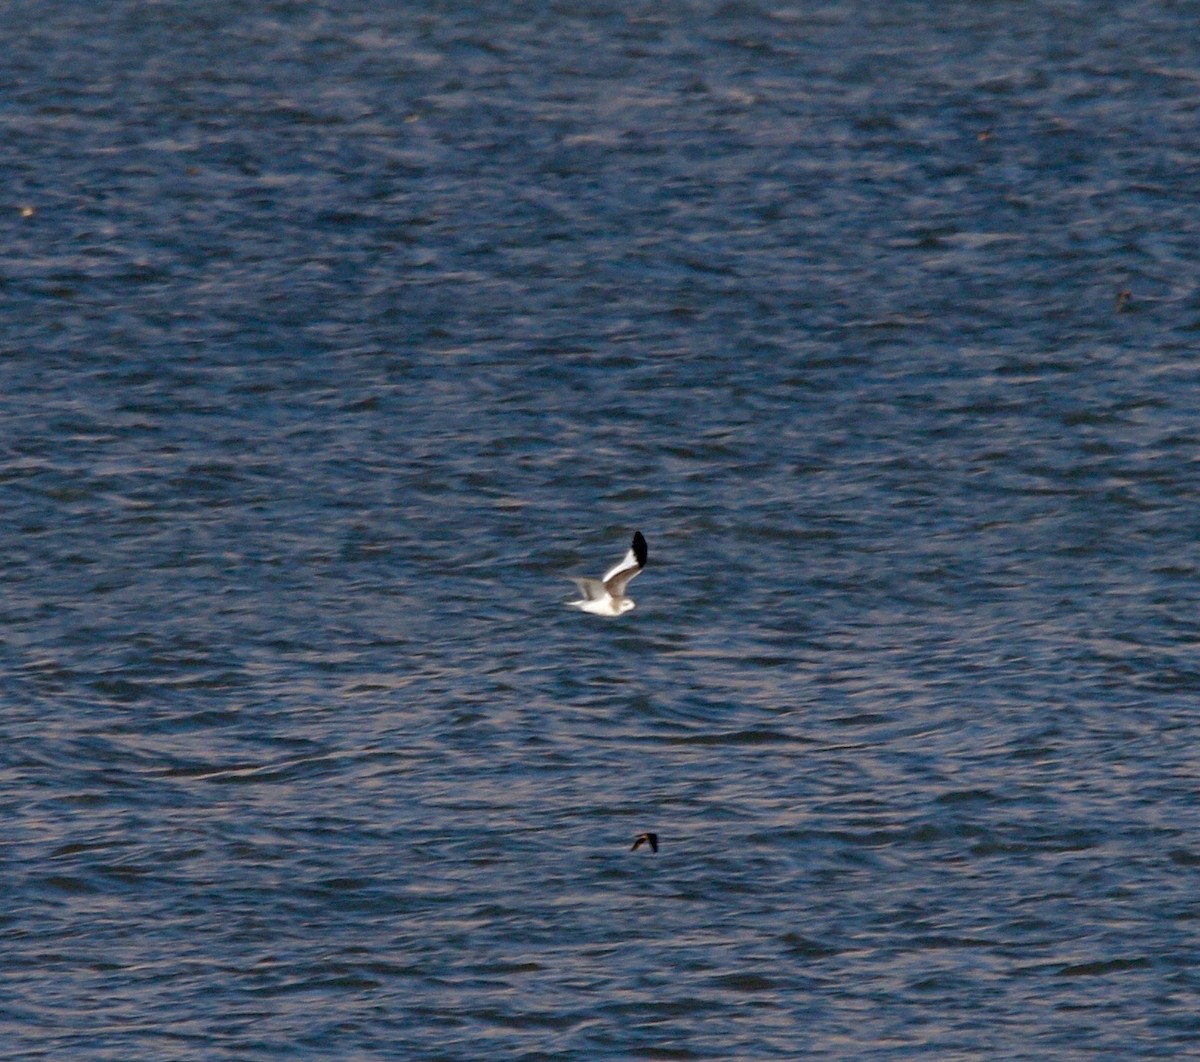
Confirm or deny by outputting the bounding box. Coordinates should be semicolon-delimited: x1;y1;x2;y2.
631;832;658;853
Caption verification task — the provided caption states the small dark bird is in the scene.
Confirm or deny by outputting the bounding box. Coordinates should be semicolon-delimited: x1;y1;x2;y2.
631;832;658;853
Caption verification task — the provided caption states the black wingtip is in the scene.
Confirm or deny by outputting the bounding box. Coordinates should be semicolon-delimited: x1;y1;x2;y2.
631;531;648;569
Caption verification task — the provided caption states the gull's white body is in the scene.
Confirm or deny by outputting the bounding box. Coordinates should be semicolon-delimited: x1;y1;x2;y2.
567;531;648;617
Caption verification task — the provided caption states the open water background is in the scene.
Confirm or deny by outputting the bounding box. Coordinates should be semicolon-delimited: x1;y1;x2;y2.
3;1;1199;1057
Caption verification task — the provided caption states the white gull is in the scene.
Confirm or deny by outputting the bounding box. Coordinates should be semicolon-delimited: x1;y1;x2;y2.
566;531;648;617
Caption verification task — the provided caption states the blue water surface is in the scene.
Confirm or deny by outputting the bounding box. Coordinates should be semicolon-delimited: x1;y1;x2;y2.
2;1;1199;1057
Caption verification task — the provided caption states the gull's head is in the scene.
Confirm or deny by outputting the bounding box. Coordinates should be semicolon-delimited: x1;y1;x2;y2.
617;598;636;614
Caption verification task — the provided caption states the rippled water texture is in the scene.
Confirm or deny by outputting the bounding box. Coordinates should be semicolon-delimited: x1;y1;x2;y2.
3;1;1199;1057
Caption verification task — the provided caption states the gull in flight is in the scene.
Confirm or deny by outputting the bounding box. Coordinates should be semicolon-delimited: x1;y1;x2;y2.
566;531;648;617
631;832;659;853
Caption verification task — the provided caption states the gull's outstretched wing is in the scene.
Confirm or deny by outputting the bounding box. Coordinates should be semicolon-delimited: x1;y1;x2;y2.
603;531;648;597
569;577;608;602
